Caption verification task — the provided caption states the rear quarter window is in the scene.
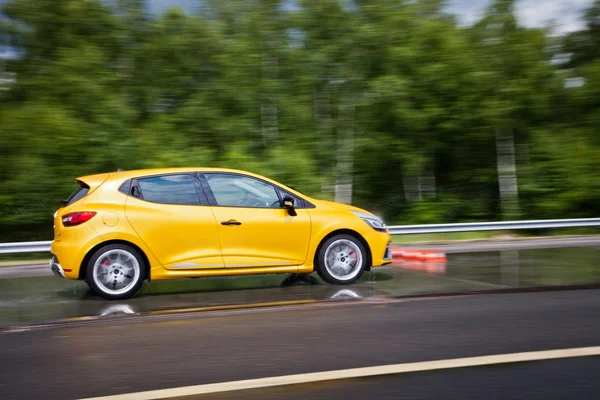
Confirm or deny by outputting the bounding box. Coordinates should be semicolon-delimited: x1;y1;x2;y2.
119;179;132;195
63;184;89;206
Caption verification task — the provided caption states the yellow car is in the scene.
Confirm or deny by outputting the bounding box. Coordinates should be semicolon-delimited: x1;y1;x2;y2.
50;168;392;299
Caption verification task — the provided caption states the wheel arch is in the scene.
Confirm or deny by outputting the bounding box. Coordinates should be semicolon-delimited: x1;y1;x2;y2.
313;229;373;272
79;240;151;281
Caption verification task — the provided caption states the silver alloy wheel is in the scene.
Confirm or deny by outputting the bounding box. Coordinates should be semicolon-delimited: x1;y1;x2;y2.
323;239;363;281
92;249;141;296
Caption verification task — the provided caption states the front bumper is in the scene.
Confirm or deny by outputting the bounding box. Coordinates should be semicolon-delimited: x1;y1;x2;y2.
383;244;393;262
367;228;393;267
50;255;65;279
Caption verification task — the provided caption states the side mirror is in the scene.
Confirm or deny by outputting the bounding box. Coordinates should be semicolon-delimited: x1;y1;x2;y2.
282;195;297;216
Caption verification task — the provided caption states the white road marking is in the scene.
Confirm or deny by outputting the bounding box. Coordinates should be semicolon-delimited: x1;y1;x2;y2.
80;346;600;400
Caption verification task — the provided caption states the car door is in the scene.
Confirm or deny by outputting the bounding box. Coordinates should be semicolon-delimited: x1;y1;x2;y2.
124;173;224;269
201;172;312;268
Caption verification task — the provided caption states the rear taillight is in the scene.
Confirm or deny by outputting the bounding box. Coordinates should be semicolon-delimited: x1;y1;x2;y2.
62;212;96;226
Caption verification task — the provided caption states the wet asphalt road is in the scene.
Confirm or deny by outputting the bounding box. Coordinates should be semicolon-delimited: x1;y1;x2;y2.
2;245;600;325
186;357;600;400
1;289;599;399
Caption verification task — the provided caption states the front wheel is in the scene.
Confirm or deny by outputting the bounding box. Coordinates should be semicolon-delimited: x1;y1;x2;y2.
85;244;146;300
316;234;367;285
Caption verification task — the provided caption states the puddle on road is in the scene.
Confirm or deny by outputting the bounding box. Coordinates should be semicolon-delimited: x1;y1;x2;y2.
0;247;598;325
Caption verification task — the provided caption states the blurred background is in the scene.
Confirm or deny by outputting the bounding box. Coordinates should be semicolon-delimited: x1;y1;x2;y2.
1;0;599;242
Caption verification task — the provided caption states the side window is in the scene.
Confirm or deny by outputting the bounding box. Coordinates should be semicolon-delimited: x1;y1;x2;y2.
137;174;200;205
205;174;281;208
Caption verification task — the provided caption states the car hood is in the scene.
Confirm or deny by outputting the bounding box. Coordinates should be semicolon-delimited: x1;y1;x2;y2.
318;200;374;215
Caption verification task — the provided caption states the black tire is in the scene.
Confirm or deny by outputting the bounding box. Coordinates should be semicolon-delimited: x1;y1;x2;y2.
315;234;367;285
85;243;146;300
85;281;98;295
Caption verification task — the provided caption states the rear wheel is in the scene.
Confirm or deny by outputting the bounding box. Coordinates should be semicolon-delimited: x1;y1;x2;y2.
85;244;145;300
316;234;367;285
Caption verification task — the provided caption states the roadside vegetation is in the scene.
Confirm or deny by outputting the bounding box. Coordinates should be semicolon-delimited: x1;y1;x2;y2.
1;0;600;242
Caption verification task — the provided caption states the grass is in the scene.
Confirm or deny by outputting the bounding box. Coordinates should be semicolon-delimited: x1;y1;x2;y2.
392;231;503;243
0;252;49;263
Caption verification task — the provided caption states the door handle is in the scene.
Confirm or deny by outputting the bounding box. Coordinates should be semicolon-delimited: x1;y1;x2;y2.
221;220;242;226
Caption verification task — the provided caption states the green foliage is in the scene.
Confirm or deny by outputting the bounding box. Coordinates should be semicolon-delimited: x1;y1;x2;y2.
1;0;600;241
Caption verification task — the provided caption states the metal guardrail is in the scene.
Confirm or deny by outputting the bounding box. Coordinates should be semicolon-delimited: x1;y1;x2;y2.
0;241;52;255
387;218;600;235
0;218;599;255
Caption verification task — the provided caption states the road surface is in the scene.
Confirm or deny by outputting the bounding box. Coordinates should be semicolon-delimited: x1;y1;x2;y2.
0;289;598;399
1;246;599;325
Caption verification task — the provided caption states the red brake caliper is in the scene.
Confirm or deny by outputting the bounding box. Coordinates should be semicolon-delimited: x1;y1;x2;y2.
349;250;357;265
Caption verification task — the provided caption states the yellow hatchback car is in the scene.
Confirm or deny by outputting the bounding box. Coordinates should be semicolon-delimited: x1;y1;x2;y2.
50;168;393;299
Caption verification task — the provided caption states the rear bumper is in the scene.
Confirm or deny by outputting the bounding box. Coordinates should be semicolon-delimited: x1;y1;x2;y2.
50;240;83;280
50;255;65;278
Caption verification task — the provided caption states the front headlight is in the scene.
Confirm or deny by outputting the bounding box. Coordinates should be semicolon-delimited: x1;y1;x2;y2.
351;211;387;232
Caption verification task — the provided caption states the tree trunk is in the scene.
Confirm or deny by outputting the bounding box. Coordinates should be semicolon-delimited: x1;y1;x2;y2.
421;160;436;198
402;172;421;202
314;87;334;198
334;99;355;205
496;127;520;219
260;104;279;144
260;54;279;147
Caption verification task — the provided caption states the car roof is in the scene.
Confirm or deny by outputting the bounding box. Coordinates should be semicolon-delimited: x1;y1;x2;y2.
78;167;262;182
75;167;312;199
